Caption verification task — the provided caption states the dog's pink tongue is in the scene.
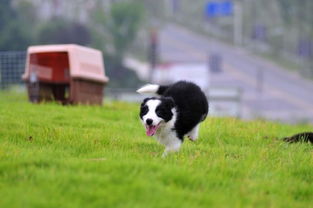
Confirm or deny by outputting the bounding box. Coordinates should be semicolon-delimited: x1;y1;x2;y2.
146;125;157;136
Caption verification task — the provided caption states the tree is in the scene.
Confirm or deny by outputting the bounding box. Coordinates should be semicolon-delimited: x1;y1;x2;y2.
0;0;35;51
37;17;91;45
89;1;145;88
91;1;144;67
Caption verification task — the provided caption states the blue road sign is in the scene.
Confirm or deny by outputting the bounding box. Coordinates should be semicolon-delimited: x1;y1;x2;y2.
205;1;233;18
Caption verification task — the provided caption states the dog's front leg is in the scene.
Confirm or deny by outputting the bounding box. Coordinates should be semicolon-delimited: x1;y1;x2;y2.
162;137;182;157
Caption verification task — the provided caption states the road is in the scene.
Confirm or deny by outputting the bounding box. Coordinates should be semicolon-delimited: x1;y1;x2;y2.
159;24;313;123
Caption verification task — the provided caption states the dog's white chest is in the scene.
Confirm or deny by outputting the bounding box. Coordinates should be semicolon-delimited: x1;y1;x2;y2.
155;127;177;146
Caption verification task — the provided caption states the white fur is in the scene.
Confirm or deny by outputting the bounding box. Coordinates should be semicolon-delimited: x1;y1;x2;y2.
141;99;181;157
154;108;181;157
187;124;199;141
137;84;159;95
142;99;162;126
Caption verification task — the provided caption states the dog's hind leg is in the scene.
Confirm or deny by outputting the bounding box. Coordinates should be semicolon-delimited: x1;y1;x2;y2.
187;124;200;141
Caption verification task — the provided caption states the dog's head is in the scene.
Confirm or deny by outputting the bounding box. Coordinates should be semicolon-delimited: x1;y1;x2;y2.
139;97;176;136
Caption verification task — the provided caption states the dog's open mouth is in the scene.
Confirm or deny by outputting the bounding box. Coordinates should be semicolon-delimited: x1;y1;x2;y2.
145;123;160;136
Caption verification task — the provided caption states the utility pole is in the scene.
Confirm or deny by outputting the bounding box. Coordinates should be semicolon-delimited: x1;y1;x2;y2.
148;28;159;82
52;0;60;17
234;1;243;46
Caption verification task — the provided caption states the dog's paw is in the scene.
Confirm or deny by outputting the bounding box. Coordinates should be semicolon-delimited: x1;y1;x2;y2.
187;135;197;141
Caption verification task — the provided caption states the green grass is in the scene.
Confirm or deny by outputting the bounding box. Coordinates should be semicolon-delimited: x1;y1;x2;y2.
0;92;312;208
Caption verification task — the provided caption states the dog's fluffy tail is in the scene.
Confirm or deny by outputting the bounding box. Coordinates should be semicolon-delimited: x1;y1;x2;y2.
136;84;169;95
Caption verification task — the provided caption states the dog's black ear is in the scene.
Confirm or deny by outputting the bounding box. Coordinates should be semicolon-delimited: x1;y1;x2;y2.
141;98;150;106
163;97;175;108
141;97;158;106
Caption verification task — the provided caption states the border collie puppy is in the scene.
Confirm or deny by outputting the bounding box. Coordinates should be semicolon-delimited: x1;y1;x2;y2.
137;81;208;156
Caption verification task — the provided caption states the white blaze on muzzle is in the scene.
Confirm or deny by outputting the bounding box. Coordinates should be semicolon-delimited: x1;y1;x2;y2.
142;99;162;136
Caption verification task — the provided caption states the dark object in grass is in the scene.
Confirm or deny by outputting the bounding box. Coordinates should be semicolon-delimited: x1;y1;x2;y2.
283;132;313;143
26;136;33;142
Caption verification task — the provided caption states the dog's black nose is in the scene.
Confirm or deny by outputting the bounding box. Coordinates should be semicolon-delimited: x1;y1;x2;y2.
146;119;153;125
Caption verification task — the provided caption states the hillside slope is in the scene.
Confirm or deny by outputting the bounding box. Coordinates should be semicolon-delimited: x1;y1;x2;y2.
0;92;312;208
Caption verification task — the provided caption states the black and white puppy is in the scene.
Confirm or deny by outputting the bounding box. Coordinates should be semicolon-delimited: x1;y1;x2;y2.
137;81;208;156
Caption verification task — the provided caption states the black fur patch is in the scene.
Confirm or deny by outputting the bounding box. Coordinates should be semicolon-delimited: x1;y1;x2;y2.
155;97;175;122
139;97;152;119
139;105;148;120
283;132;313;143
139;97;175;122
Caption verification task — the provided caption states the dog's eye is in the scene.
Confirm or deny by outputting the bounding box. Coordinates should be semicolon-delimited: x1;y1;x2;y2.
141;105;148;114
156;108;165;115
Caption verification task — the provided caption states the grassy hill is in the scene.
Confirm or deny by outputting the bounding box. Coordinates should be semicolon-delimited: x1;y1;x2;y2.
0;92;312;208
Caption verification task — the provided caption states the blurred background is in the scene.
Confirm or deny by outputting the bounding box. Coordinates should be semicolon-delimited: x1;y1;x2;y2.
1;0;313;124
